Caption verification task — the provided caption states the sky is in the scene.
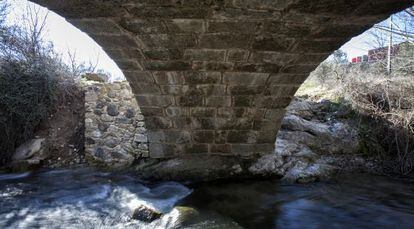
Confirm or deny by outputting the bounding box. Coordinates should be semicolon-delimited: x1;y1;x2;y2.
6;0;401;80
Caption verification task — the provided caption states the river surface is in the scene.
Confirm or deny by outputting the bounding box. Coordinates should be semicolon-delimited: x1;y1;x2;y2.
1;168;414;229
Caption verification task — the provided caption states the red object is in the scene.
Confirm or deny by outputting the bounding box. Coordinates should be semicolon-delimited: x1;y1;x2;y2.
352;58;357;63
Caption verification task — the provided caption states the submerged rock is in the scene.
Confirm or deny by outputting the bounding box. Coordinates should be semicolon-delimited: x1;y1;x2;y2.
132;205;162;222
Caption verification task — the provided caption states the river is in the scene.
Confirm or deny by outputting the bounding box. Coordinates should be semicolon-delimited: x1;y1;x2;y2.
1;168;414;228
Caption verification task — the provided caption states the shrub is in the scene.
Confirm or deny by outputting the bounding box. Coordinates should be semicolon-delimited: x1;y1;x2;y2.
0;3;79;166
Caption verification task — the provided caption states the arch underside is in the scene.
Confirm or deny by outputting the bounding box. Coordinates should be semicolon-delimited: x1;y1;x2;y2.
32;0;413;159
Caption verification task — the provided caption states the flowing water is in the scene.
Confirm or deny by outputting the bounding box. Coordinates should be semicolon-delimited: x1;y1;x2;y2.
1;168;414;229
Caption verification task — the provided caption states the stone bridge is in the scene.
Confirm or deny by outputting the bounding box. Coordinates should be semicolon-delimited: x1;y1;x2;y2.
32;0;413;160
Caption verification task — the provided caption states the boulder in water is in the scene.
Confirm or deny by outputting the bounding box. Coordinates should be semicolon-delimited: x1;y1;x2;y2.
173;206;199;226
132;205;162;222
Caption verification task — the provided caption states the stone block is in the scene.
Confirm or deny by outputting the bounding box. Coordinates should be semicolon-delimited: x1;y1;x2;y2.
120;18;167;34
139;34;197;49
177;89;204;107
148;130;166;143
183;71;221;84
149;130;192;144
233;0;290;10
223;72;269;85
215;131;228;144
292;39;344;53
264;85;299;97
232;95;254;107
135;95;173;107
207;21;258;34
216;118;253;130
211;8;282;20
268;73;308;85
171;117;193;129
91;34;138;49
124;71;154;84
228;85;265;95
256;131;278;143
183;49;226;61
264;109;285;121
199;34;251;49
262;21;313;37
233;62;281;73
230;144;255;157
149;143;176;158
281;64;318;74
227;49;249;62
160;85;190;95
253;120;281;131
153;71;185;85
183;144;209;154
145;61;192;71
191;107;217;117
253;96;291;109
107;103;119;116
145;116;172;129
210;144;232;155
227;130;258;144
139;107;164;117
165;107;190;117
196;85;226;96
252;36;295;52
114;59;143;71
106;48;146;61
129;6;209;19
130;83;161;95
143;49;183;60
70;18;123;34
192;61;234;71
249;51;296;65
167;19;206;33
205;96;232;107
191;118;216;130
193;130;215;143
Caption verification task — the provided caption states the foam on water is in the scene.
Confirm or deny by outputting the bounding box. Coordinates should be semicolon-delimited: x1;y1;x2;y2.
0;169;192;229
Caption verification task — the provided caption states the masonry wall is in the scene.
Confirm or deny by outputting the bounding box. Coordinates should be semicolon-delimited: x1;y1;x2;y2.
84;81;148;168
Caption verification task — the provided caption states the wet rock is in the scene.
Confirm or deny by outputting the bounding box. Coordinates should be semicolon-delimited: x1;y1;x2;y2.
134;134;148;143
160;206;199;227
132;205;162;222
249;154;285;176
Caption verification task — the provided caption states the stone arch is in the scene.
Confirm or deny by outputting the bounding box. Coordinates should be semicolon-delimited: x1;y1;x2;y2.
30;0;413;160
